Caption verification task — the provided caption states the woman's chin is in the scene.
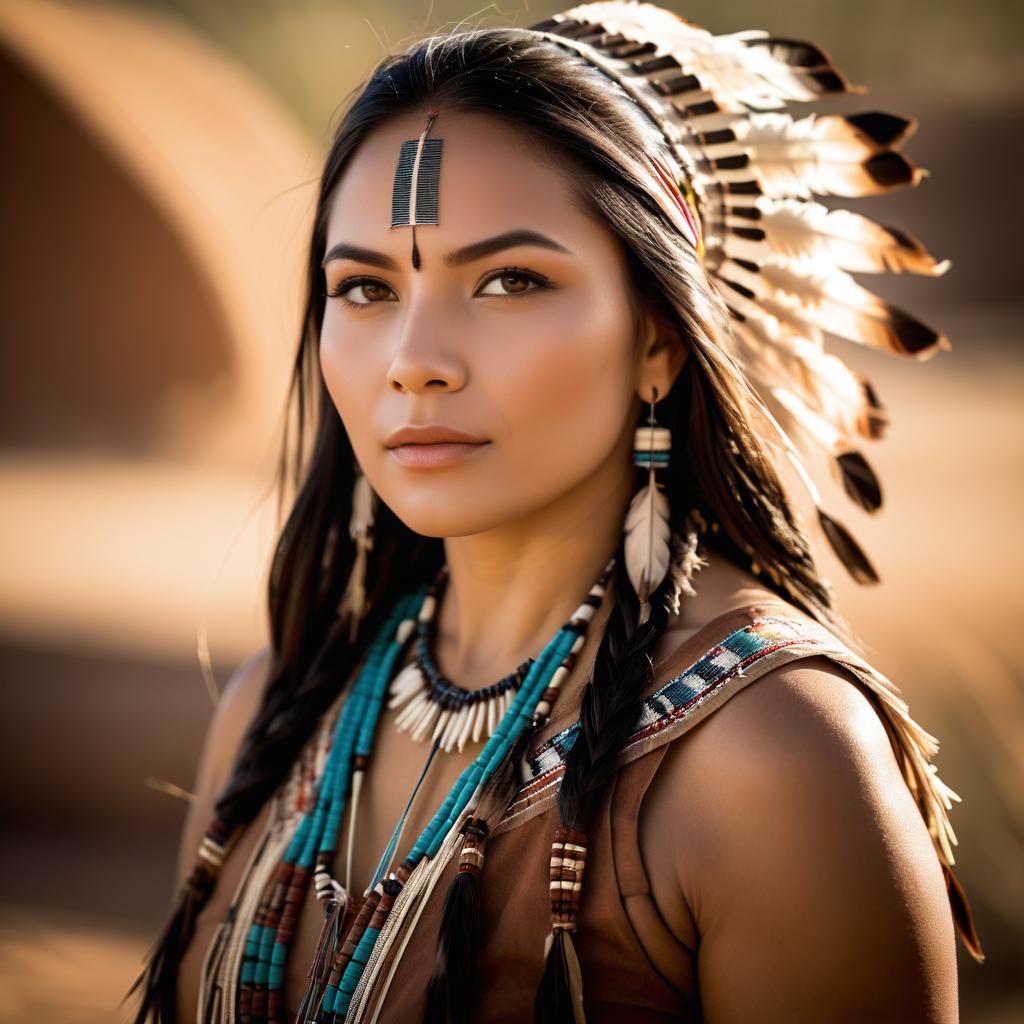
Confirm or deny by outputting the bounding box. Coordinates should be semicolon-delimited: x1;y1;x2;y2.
385;496;520;540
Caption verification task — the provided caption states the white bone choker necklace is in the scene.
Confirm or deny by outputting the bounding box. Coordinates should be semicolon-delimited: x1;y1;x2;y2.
388;565;536;753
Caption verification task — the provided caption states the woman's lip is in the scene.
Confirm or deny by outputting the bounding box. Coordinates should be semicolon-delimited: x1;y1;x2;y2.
388;441;491;468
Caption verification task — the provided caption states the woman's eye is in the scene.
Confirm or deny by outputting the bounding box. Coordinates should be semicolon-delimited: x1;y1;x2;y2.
327;277;395;305
326;268;550;305
476;268;549;298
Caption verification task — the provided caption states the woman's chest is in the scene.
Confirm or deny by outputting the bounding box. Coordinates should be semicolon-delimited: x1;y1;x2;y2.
178;697;707;1023
177;705;506;1021
365;758;702;1023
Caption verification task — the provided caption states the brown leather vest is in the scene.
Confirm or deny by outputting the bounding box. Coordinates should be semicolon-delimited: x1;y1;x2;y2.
342;602;973;1022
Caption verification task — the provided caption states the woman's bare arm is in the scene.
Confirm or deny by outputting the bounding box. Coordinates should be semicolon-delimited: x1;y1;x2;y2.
173;646;271;890
669;655;959;1023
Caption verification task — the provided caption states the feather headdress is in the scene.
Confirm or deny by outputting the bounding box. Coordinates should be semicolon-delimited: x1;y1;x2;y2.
530;1;951;584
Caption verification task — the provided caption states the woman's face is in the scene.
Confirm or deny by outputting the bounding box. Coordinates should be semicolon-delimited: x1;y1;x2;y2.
319;108;650;538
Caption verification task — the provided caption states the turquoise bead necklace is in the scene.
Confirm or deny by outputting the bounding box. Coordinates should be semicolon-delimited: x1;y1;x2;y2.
234;559;614;1024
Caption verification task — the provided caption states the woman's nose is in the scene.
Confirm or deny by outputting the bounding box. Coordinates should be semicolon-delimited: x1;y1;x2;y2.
386;318;468;394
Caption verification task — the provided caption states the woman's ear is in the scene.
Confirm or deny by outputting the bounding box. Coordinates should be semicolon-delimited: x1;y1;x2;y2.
637;307;688;405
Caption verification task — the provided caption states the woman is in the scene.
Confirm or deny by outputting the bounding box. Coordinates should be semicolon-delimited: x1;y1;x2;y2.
129;4;984;1022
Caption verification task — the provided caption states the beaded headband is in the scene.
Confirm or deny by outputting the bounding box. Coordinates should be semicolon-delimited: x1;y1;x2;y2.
528;1;951;585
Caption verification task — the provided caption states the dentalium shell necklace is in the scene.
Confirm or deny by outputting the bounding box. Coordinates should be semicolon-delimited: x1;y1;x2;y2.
235;558;614;1023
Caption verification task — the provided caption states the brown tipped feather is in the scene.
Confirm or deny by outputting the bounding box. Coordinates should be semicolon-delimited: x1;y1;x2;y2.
865;151;924;188
817;508;880;584
858;377;890;440
845;111;917;148
753;263;951;358
744;36;833;70
836;451;883;513
943;863;986;963
722;197;951;276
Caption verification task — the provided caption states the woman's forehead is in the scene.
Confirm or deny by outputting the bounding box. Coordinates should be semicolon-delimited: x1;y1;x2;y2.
323;109;604;259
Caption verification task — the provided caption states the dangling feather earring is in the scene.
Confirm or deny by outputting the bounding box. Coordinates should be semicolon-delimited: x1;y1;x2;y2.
337;469;377;642
623;388;673;625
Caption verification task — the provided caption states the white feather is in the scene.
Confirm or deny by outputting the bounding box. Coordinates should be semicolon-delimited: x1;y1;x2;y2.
623;480;671;620
722;196;949;276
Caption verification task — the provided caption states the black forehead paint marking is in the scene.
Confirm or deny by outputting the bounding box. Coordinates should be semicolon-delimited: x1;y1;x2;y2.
390;109;442;271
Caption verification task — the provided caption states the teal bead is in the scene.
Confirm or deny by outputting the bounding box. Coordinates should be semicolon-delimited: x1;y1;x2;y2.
243;921;262;957
253;956;271;986
320;983;338;1015
298;593;423;866
334;926;381;1014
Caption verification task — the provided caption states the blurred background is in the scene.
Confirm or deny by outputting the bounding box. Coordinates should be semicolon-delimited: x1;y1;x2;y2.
0;0;1020;1020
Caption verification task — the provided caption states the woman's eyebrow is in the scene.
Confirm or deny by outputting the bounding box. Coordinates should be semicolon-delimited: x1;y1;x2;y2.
321;229;574;270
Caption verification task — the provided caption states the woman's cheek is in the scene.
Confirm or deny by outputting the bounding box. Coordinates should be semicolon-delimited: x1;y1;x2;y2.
319;330;378;454
483;313;632;486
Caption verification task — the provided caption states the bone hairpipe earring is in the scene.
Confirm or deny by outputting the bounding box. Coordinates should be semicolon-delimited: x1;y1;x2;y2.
391;108;443;270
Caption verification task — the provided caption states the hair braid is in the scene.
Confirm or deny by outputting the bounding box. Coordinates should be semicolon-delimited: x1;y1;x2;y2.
557;548;668;833
535;542;669;1023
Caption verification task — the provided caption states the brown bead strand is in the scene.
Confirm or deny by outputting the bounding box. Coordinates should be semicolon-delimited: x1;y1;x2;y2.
322;887;381;999
548;825;589;932
271;864;311;1022
321;879;402;1024
246;861;292;1023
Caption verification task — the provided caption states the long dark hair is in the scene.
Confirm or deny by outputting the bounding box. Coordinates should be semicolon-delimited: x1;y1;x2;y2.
130;24;851;1023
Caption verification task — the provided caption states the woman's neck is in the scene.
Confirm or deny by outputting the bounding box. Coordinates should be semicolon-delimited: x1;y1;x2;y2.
434;453;633;690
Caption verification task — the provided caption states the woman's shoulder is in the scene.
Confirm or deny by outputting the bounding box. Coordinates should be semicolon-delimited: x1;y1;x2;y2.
642;573;895;829
638;610;960;1020
655;650;900;796
642;557;901;856
640;648;959;1020
196;645;274;793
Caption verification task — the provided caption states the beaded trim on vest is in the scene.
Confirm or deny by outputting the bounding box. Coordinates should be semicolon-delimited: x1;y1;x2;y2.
493;612;962;887
498;615;818;830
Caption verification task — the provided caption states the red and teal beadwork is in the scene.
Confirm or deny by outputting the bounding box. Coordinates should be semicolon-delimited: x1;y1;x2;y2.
237;588;424;1024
